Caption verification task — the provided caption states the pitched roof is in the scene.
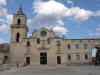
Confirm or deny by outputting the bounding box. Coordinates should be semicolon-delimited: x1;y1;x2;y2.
17;5;24;15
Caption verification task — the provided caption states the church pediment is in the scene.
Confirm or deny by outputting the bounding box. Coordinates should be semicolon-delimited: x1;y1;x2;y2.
32;27;55;38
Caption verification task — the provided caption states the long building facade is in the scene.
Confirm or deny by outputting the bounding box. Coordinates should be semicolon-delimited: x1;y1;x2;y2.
7;6;100;66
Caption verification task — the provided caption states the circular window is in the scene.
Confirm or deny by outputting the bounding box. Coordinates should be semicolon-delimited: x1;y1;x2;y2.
40;30;47;37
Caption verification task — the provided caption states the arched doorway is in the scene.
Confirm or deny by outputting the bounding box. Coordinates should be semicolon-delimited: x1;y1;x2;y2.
3;55;9;64
92;47;100;64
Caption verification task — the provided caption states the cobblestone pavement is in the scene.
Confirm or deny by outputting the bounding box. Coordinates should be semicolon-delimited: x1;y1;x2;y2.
0;65;100;75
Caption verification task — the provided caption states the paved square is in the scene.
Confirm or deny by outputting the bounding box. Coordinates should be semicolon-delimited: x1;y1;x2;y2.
0;65;100;75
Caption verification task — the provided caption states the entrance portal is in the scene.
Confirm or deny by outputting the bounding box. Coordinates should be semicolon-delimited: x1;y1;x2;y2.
40;53;47;64
92;47;100;60
92;47;100;64
26;57;30;65
57;56;61;64
3;55;8;64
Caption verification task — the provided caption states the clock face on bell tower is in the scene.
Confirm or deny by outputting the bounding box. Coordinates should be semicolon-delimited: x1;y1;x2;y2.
40;30;47;37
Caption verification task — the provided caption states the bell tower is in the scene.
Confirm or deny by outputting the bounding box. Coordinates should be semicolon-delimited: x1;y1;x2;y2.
10;6;28;66
10;6;28;42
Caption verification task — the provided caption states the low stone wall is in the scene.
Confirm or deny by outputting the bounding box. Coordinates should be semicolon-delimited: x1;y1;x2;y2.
0;64;11;71
66;62;93;66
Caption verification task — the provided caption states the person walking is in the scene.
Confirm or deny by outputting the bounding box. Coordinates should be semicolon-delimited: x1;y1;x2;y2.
98;60;100;66
18;61;21;67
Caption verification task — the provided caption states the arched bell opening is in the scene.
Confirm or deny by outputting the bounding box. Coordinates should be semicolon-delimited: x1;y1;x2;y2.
17;19;21;25
16;33;20;42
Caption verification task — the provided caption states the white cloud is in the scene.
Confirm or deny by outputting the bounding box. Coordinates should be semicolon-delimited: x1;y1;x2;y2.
27;0;100;34
77;26;80;28
0;24;10;33
0;39;6;44
0;18;6;22
0;5;7;16
27;19;33;26
0;0;13;24
27;34;31;38
53;26;69;34
0;0;7;5
96;28;100;35
28;0;98;34
33;0;68;16
70;7;93;22
28;0;69;34
0;0;13;34
93;10;100;16
31;0;95;25
6;14;13;24
0;0;7;19
89;33;93;36
31;0;70;34
67;0;74;6
0;0;12;25
87;31;93;36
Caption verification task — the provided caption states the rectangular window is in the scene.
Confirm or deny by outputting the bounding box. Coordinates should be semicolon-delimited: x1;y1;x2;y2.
76;44;79;49
67;44;70;49
85;55;88;59
68;55;71;60
76;55;80;60
95;42;99;46
27;41;30;46
37;38;40;44
57;41;60;46
84;44;87;49
47;38;50;44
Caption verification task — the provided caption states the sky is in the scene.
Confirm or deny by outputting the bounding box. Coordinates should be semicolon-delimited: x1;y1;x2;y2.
0;0;100;56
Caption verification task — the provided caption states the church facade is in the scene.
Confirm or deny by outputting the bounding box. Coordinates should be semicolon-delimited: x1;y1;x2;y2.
9;6;100;67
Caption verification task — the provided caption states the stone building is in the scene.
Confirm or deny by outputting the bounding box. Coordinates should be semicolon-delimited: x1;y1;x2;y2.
0;43;10;64
2;6;100;67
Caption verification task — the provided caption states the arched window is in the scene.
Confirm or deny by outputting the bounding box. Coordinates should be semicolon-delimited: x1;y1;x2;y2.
27;41;30;46
16;33;20;42
37;38;40;44
3;55;8;64
57;41;60;46
17;19;21;25
47;38;50;44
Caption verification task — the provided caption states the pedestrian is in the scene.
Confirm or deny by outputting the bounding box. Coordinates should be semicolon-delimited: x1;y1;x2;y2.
98;60;99;66
18;61;21;67
23;63;26;67
99;59;100;66
95;60;98;66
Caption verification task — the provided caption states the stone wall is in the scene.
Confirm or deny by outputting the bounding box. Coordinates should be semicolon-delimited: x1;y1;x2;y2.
0;43;10;53
0;64;11;71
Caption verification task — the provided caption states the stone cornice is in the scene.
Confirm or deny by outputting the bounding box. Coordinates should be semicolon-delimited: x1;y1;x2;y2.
10;25;28;31
11;25;27;28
